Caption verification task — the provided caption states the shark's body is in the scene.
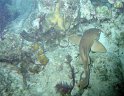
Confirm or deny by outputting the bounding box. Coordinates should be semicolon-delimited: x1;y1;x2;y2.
78;28;106;89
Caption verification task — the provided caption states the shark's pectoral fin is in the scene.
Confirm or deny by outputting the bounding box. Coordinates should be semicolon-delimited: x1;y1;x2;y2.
91;40;107;53
68;34;81;45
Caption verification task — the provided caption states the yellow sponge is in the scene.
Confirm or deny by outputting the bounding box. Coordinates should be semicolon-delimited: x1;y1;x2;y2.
49;2;65;30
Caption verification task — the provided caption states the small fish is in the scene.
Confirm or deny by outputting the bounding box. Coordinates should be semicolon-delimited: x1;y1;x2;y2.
78;28;107;89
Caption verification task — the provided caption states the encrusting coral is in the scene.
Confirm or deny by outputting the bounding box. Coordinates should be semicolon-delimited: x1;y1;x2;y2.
31;42;49;65
36;54;49;65
31;43;40;52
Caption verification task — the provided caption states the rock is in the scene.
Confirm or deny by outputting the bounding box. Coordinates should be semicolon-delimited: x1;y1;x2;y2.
0;63;25;96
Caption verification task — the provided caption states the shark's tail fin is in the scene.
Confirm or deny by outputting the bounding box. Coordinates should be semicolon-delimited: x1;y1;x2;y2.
78;67;90;89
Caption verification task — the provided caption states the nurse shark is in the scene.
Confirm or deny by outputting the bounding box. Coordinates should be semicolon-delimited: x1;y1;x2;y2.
74;28;107;89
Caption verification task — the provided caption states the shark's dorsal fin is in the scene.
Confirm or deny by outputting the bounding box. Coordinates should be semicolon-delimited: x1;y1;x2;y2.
91;40;107;52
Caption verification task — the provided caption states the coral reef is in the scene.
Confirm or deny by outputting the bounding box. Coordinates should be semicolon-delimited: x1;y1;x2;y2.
89;53;123;96
0;0;124;96
96;6;111;19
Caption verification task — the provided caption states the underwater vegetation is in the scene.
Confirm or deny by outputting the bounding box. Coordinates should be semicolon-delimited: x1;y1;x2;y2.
0;41;49;88
20;12;65;47
55;55;75;96
55;82;73;96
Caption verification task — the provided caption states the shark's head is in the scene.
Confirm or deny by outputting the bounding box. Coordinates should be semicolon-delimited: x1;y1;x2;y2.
88;28;102;40
82;28;106;53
